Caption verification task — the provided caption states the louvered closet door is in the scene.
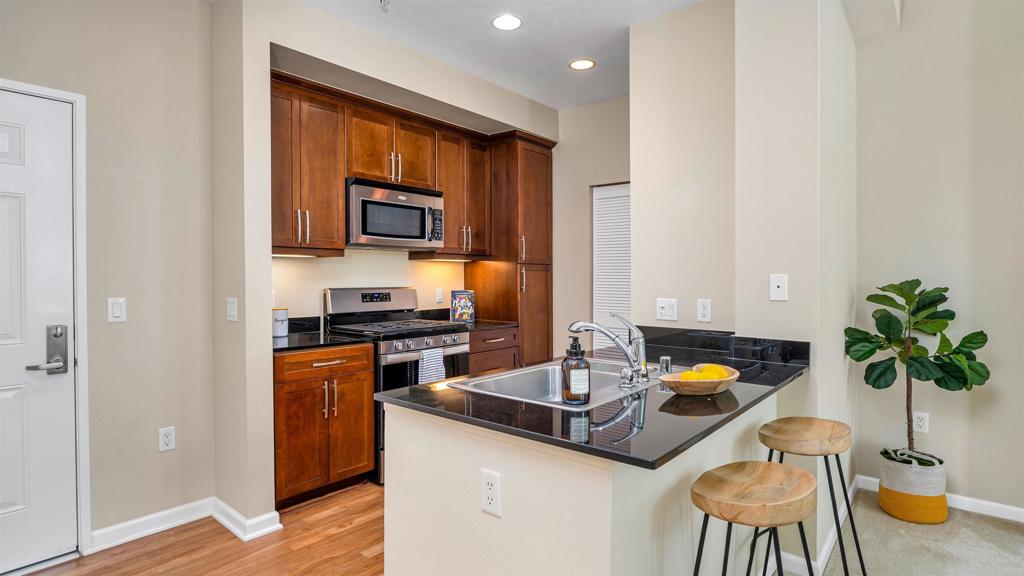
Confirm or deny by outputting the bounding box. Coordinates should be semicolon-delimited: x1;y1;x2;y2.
592;183;631;351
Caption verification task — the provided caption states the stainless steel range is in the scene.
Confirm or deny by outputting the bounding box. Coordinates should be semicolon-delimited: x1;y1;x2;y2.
323;287;469;484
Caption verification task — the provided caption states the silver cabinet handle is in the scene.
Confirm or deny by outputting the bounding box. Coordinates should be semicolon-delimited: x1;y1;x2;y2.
520;235;526;262
468;225;473;252
296;209;302;244
461;225;467;251
332;379;338;417
397;153;402;182
322;380;328;419
305;210;310;244
389;151;395;181
520;267;526;293
483;337;505;344
311;359;347;368
26;358;65;371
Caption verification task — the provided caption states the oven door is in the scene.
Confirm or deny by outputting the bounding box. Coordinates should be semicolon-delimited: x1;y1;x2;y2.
347;178;443;250
373;343;470;484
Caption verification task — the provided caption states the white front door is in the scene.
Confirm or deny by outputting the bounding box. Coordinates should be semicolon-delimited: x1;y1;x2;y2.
0;88;78;572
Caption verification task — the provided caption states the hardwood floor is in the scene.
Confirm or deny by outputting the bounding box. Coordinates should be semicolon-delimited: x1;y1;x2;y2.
38;483;384;576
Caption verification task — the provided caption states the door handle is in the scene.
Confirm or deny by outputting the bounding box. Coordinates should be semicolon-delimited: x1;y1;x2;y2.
520;235;526;262
483;337;505;344
520;267;526;293
332;379;338;417
389;151;395;181
296;209;302;244
461;225;467;251
312;359;347;368
25;324;69;375
305;210;310;244
322;380;328;419
397;153;402;182
468;225;472;252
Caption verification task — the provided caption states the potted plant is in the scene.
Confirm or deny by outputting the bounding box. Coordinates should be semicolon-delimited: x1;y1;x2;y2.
844;279;989;524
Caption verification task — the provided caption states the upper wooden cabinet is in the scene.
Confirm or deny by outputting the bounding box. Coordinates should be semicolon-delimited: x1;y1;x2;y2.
430;131;490;256
465;139;491;255
271;84;346;256
346;105;436;189
487;135;554;265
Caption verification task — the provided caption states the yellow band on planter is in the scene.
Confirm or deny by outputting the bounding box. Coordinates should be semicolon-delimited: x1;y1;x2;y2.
878;485;948;524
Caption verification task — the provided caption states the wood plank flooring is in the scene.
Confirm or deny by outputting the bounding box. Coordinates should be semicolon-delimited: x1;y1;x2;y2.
37;483;384;576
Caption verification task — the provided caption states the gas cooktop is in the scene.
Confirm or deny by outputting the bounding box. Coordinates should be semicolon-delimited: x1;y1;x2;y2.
329;318;465;338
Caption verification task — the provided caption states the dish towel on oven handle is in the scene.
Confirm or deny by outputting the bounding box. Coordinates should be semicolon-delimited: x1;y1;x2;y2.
418;347;447;385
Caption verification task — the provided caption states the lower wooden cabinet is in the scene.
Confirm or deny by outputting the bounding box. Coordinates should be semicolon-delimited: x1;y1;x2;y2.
469;326;520;373
274;344;374;504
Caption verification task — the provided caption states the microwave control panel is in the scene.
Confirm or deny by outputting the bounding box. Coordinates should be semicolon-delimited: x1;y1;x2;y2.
431;209;444;241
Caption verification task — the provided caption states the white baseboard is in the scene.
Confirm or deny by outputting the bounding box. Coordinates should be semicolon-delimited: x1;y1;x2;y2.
855;474;1024;524
85;497;281;555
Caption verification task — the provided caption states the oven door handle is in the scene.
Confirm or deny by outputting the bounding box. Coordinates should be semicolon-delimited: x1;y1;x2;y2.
379;343;470;366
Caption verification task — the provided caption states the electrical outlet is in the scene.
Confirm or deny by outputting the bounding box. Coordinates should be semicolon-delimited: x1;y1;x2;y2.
226;297;238;322
769;274;789;301
913;411;929;434
435;287;444;304
480;468;502;517
656;298;678;321
697;299;712;323
158;426;176;452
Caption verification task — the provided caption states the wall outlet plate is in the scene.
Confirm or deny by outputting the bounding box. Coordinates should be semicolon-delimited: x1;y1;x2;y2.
480;468;502;517
226;297;238;322
158;426;176;452
435;287;444;304
913;411;929;434
697;299;712;323
769;274;789;301
656;298;678;321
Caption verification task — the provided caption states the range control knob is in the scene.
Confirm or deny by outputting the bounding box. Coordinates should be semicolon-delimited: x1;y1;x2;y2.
393;341;403;351
424;337;434;347
442;335;452;344
406;339;416;349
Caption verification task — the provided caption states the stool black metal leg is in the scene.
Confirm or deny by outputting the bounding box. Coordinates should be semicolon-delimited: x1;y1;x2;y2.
745;528;760;576
835;454;867;575
771;527;784;576
694;513;709;576
798;521;814;576
824;456;850;576
759;449;782;576
722;522;733;576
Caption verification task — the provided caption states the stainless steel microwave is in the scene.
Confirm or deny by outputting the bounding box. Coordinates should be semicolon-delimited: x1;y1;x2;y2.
346;178;444;250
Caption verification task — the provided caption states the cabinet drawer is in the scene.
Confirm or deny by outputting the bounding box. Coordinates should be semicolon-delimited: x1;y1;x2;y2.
469;347;519;375
274;344;372;382
470;327;518;353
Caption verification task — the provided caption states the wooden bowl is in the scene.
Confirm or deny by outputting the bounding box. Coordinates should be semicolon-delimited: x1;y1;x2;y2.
658;363;740;396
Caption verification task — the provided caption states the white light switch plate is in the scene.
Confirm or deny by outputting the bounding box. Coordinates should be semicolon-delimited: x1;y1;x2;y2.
769;274;789;301
226;297;238;322
107;297;127;323
656;298;678;321
435;288;444;304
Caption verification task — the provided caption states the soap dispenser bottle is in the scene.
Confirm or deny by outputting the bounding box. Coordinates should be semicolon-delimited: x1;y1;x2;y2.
561;336;591;405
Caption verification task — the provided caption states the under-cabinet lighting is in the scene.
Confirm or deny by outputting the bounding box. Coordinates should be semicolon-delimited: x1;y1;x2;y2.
272;254;316;259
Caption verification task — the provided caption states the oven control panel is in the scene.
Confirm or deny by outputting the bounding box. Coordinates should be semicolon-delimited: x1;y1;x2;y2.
361;292;392;303
378;332;468;354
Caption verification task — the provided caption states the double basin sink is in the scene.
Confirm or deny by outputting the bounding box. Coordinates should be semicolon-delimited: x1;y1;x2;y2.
447;358;666;412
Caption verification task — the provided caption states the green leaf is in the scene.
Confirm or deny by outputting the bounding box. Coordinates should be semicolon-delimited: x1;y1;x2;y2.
911;344;929;357
866;294;906;311
864;357;898;389
933;357;967;391
927;309;956;321
848;341;882;362
907;356;944;381
910;290;949;316
914;319;949;335
956;331;988;352
910;306;938;323
844;326;876;343
878;280;922;306
936;333;953;355
874;310;904;343
965;361;990;387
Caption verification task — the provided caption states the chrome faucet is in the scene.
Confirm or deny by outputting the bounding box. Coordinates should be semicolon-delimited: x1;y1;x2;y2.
568;314;648;387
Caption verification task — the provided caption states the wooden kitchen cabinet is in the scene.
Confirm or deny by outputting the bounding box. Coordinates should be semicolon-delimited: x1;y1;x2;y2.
271;82;346;256
273;343;374;505
516;141;552;265
346;105;393;182
465;138;491;255
429;132;490;256
469;326;520;373
518;265;552;366
394;119;436;189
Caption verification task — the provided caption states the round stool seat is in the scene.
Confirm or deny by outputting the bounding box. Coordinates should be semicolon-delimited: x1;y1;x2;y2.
758;417;852;456
691;461;816;528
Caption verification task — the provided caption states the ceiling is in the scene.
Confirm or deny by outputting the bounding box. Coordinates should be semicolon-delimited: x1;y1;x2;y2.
305;0;697;110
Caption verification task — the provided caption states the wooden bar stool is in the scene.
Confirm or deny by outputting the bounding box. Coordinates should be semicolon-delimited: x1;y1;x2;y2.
690;461;816;576
758;417;867;576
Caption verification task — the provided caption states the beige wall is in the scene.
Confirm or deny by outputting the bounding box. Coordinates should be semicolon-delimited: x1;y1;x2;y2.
0;0;215;529
271;254;464;317
629;1;736;330
854;0;1024;507
552;96;630;352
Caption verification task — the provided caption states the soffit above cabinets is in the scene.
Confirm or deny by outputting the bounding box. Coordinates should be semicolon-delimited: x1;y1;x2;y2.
304;0;698;109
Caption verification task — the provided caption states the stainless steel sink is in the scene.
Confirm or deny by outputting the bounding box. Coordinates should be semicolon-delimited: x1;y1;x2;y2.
447;359;663;412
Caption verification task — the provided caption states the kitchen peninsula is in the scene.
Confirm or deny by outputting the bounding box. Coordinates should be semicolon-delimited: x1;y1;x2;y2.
376;330;808;575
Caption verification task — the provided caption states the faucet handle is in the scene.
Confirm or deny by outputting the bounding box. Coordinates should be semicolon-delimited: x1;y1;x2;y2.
619;367;637;388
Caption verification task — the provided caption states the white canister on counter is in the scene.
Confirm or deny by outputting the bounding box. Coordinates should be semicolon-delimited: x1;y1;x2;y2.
272;308;289;337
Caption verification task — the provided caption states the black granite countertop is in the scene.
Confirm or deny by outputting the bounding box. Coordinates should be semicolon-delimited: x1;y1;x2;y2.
273;331;373;352
466;319;518;332
375;330;808;469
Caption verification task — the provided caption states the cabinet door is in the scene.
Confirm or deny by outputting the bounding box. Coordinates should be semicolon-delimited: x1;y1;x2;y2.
469;347;519;374
518;265;552;366
275;377;330;501
516;141;552;264
300;95;346;250
347;106;393;182
465;139;491;255
271;87;301;248
436;131;465;253
394;119;436;189
328;371;375;482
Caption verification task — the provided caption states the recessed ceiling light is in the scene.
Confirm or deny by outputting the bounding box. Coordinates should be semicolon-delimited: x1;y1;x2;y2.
492;13;523;31
569;58;596;71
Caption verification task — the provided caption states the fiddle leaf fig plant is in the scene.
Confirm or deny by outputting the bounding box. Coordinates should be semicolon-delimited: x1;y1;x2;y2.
844;280;989;453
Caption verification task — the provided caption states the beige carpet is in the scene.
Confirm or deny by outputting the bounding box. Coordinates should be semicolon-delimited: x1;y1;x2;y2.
820;490;1024;576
